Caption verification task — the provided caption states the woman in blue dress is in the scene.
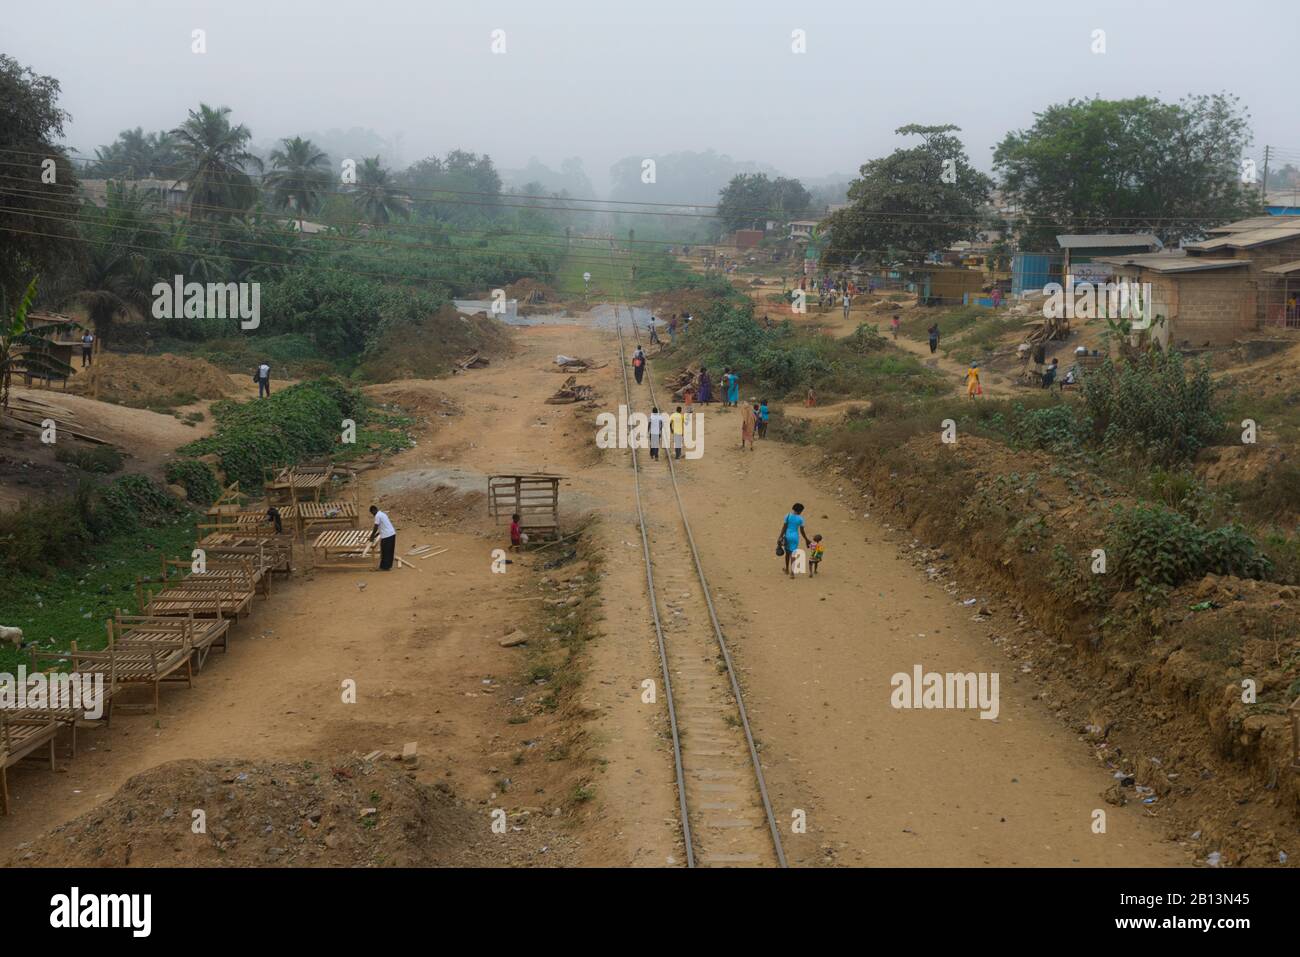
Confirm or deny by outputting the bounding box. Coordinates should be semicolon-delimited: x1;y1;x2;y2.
777;502;812;577
726;369;740;407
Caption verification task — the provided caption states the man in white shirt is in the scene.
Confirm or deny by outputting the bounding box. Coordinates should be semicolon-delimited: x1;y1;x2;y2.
648;406;667;460
256;362;271;398
369;505;397;570
81;331;94;367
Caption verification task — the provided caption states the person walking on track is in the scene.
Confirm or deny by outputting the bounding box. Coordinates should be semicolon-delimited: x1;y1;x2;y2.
669;406;685;459
649;406;666;460
632;345;646;385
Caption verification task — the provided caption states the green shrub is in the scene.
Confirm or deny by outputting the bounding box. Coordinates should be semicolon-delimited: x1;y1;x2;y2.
165;459;221;505
0;483;96;574
99;474;187;531
1012;404;1080;452
55;443;124;473
178;377;363;486
1106;504;1270;591
1081;351;1218;464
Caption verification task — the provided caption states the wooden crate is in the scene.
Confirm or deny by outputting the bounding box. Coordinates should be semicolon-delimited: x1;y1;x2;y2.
488;474;562;539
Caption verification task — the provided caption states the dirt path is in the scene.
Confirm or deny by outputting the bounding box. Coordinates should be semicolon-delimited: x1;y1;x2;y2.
3;307;1188;867
531;308;1186;865
0;321;679;868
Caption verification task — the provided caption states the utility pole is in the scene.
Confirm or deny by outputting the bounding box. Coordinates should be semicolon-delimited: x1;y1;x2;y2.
1261;145;1270;204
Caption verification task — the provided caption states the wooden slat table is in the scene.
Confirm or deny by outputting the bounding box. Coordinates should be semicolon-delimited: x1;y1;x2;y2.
312;529;376;570
297;500;358;538
1;714;58;814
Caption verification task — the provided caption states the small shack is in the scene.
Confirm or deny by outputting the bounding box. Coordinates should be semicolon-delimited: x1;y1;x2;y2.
1056;233;1162;281
907;264;986;305
488;474;562;540
19;312;88;387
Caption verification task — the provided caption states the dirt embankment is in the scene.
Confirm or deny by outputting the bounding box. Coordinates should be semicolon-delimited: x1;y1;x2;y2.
832;433;1298;867
67;352;233;407
6;755;487;868
356;305;514;382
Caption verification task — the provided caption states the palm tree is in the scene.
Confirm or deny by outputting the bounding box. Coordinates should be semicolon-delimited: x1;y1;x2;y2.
74;182;158;344
170;104;262;219
1;277;76;417
350;156;410;225
265;136;330;230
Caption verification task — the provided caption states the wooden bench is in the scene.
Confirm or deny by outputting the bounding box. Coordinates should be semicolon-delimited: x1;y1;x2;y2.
19;648;117;757
198;537;294;576
137;576;253;620
61;636;193;715
296;500;358;539
110;612;230;671
0;712;58;814
311;529;377;570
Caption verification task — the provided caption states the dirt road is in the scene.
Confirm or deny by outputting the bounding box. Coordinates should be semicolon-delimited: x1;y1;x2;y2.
4;307;1189;867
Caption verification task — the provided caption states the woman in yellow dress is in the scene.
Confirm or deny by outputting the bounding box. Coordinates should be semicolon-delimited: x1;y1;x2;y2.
966;363;982;398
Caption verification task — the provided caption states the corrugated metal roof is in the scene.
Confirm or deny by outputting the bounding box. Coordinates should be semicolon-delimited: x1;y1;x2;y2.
1205;215;1300;234
1262;259;1300;275
1055;233;1160;249
1186;222;1300;250
1093;253;1247;273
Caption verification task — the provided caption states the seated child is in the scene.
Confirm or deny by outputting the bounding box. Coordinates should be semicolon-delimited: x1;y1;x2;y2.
808;534;824;576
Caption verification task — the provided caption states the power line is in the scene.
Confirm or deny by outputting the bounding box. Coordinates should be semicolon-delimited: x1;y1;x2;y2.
0;145;1289;231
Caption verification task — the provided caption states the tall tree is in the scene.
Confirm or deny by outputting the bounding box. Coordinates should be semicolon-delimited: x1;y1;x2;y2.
993;95;1261;247
824;125;993;264
400;150;502;224
718;173;813;230
88;127;181;179
265;136;331;228
171;104;262;219
0;54;80;310
351;156;410;224
74;182;159;343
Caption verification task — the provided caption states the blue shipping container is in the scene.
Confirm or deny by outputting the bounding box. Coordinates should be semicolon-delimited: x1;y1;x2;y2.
1012;253;1058;296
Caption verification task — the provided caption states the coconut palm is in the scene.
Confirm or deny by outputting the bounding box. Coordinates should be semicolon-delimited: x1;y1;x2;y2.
265;136;330;230
350;156;410;225
74;182;159;344
170;104;262;219
1;277;76;417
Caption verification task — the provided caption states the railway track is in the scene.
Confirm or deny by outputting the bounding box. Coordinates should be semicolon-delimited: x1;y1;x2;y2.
606;246;787;868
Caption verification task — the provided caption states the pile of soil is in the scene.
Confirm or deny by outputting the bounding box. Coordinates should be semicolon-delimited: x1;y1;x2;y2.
646;288;723;318
68;353;232;407
6;756;483;867
364;382;460;418
357;305;513;383
506;277;560;304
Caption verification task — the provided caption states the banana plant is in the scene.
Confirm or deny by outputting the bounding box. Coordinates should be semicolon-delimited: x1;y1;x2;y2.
1;277;77;417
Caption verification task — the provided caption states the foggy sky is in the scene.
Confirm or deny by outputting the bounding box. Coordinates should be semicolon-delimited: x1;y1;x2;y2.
7;0;1297;194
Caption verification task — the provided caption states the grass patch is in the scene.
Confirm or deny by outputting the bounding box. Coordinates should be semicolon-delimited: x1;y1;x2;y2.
0;514;196;673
